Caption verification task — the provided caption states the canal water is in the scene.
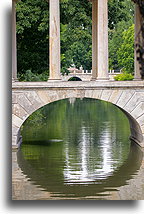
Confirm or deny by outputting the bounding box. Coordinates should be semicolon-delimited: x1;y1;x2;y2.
12;98;143;200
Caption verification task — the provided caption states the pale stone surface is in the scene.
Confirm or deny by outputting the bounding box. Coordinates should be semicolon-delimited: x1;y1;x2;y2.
137;114;144;126
62;74;92;81
13;104;28;120
87;89;103;100
108;90;123;104
17;94;35;114
125;91;144;113
48;0;61;81
12;114;23;128
12;0;17;81
12;125;20;137
37;90;51;105
131;102;144;119
25;91;44;110
116;90;135;108
12;81;144;147
101;90;112;102
134;5;142;80
12;136;18;147
92;0;98;79
141;124;144;134
96;0;109;80
12;80;144;88
12;93;18;104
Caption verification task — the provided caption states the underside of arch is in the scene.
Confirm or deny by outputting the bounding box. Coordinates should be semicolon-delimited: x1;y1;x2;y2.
12;88;144;148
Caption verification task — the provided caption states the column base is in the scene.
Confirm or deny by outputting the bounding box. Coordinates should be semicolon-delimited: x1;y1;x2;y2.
133;77;142;81
96;77;109;81
12;78;18;82
91;77;97;81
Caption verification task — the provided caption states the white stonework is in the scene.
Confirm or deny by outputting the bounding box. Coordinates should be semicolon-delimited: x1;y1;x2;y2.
134;5;142;80
12;81;144;148
12;0;18;81
48;0;61;81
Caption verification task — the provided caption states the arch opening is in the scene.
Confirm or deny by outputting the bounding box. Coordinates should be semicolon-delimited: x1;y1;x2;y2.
16;97;142;147
12;93;144;149
68;77;82;81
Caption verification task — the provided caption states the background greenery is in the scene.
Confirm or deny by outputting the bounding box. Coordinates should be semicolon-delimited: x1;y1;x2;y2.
16;0;135;81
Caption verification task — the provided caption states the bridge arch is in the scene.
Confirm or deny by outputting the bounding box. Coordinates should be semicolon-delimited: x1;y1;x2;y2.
68;77;82;81
12;85;144;148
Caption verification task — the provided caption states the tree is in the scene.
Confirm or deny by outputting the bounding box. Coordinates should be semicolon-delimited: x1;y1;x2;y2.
16;0;49;77
117;24;134;73
16;0;135;80
109;20;134;70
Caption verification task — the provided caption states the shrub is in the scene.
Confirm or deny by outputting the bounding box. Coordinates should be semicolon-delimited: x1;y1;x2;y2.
114;73;134;81
18;70;48;81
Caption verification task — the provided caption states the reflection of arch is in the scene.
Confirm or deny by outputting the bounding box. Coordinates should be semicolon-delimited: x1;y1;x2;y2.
12;88;144;148
17;141;143;198
68;76;82;81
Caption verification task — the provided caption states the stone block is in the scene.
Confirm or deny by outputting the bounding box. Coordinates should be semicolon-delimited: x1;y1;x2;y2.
101;90;112;102
12;136;18;147
141;125;144;134
12;125;19;136
12;93;17;104
137;114;144;126
108;89;123;104
17;94;35;114
125;91;144;113
12;104;28;120
25;91;44;110
12;114;23;128
116;90;135;108
37;90;51;105
131;102;144;119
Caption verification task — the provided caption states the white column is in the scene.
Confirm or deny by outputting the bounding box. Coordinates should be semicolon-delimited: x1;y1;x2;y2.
134;5;141;80
12;0;18;81
91;0;98;80
96;0;109;80
48;0;61;81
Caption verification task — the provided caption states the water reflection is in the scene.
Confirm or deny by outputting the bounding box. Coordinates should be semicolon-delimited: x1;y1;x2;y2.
63;124;116;184
17;141;143;198
18;98;143;199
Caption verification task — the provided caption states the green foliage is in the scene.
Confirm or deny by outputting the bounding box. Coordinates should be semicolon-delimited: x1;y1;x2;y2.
108;0;134;29
60;0;92;72
108;0;134;71
109;20;134;70
114;73;134;81
117;24;134;73
16;0;49;78
18;70;48;81
16;0;135;80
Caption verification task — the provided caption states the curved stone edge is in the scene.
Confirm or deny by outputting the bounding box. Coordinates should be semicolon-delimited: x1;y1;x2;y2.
12;88;144;148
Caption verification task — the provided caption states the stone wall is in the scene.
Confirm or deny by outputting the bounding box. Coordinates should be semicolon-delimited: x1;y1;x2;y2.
12;81;144;148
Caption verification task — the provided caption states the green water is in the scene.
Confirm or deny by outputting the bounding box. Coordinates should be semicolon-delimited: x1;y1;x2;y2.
18;98;143;199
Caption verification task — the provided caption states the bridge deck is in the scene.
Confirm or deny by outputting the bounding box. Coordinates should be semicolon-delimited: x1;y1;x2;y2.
12;80;144;89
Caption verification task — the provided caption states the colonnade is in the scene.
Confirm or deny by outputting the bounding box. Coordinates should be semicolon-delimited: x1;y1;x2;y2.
12;0;142;81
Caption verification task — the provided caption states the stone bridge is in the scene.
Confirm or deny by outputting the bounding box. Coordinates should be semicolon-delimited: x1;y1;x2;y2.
12;0;144;149
12;81;144;148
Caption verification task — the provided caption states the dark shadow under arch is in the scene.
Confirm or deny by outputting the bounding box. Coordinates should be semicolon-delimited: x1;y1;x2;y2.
68;76;82;81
